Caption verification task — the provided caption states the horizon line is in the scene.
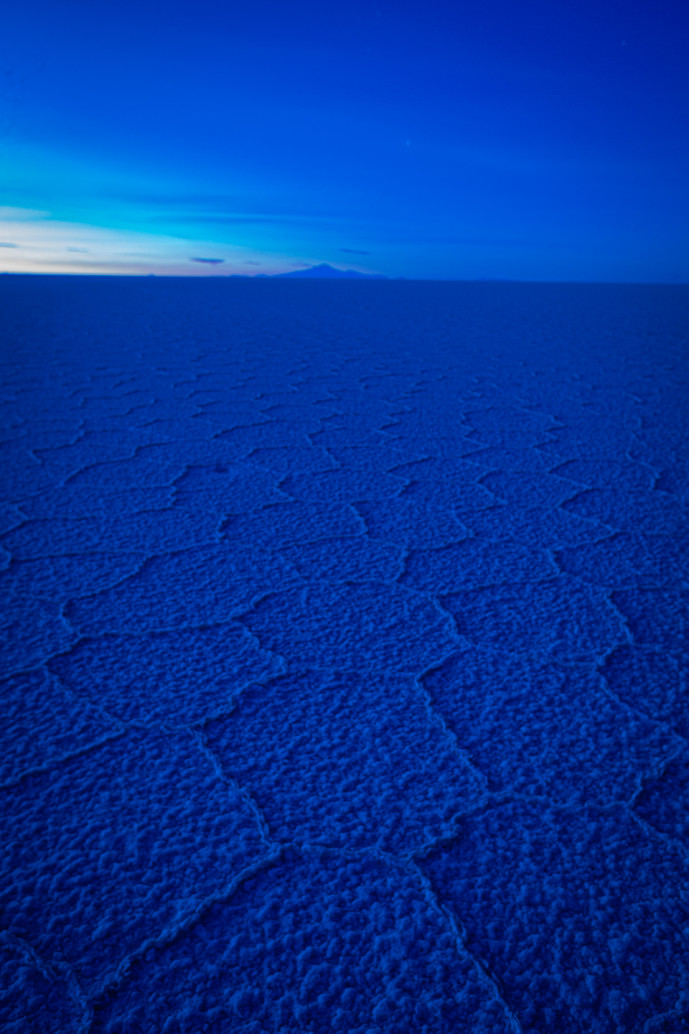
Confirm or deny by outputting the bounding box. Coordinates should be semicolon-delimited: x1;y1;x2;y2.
2;272;688;286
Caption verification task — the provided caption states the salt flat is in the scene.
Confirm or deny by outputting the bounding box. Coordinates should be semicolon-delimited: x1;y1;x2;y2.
1;277;688;1033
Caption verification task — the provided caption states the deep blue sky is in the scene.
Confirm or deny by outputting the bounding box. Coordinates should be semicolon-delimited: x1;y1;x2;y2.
2;0;688;279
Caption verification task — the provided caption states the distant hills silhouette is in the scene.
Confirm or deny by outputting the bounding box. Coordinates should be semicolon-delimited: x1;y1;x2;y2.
272;263;388;280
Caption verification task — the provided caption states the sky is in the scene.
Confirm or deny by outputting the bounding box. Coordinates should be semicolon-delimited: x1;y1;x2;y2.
1;0;688;280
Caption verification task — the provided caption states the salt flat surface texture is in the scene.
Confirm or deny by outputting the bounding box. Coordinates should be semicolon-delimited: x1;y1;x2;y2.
1;277;688;1034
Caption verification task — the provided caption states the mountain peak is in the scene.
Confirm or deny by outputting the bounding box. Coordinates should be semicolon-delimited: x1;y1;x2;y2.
274;263;387;280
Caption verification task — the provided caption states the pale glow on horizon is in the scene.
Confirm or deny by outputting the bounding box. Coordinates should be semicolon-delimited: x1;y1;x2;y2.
0;208;291;275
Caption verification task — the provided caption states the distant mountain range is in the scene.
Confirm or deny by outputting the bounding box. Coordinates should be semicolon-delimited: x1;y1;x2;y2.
272;263;388;280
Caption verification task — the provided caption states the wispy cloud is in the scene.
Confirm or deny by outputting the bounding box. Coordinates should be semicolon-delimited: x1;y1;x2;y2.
0;209;283;274
147;212;340;228
102;190;257;209
340;247;371;255
0;207;50;220
171;214;290;225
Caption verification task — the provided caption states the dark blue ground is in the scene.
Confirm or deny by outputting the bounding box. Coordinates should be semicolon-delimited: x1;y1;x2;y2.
1;278;688;1033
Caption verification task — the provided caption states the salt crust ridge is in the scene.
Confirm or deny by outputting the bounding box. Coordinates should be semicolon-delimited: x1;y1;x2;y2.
1;278;688;1032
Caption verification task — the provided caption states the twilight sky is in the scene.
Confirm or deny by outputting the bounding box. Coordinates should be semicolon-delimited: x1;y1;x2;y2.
2;0;688;279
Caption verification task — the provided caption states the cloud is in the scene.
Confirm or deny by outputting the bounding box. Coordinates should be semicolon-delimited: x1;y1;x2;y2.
146;211;351;229
101;191;332;222
160;214;294;226
340;247;371;255
105;191;252;208
0;242;18;248
0;209;289;275
245;260;261;265
0;206;49;220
